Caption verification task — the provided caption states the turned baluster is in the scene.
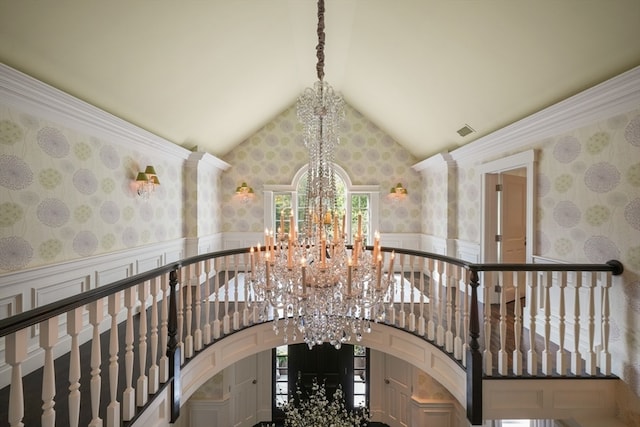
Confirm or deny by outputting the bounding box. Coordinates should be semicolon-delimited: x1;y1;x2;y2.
203;258;213;345
223;255;231;334
149;276;160;394
556;271;568;375
498;271;508;376
427;258;436;340
106;292;121;427
571;271;583;375
184;264;194;359
6;329;27;427
542;271;553;376
445;262;454;353
88;300;103;427
194;260;204;351
122;287;136;421
600;272;612;375
408;255;416;332
453;266;464;361
233;254;241;330
417;257;426;337
483;272;493;376
213;257;222;339
526;271;538;376
137;280;149;406
67;307;83;427
40;318;58;427
512;271;523;376
159;273;170;383
585;272;597;375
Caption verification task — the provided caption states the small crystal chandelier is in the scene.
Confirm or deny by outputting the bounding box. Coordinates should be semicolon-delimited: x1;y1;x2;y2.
249;0;395;349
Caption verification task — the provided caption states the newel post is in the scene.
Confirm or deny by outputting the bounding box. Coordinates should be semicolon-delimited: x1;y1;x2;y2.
466;268;483;425
168;268;181;423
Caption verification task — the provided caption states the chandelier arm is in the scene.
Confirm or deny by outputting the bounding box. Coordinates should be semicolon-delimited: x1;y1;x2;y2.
316;0;325;81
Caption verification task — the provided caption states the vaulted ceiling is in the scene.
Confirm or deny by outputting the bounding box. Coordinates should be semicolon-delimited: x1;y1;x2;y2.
1;1;639;160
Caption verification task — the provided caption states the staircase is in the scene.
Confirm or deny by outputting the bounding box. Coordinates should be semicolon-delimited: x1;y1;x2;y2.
0;247;624;426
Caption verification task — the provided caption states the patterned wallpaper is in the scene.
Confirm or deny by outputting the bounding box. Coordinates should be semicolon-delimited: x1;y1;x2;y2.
0;105;185;272
450;107;640;411
221;103;422;234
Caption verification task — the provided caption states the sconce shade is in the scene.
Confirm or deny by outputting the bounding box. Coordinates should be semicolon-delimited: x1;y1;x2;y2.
136;172;149;182
150;175;160;185
144;165;158;176
390;183;408;195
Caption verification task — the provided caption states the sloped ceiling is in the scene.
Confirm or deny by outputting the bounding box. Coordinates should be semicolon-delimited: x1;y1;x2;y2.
1;1;639;160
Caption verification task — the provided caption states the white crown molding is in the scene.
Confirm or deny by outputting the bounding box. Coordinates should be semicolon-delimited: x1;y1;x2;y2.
187;151;231;172
412;152;455;173
0;63;191;160
420;66;640;166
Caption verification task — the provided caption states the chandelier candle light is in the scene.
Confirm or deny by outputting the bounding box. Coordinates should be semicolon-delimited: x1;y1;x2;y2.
250;0;395;349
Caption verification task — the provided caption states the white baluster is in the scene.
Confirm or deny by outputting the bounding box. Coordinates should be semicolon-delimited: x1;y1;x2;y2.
203;258;213;344
122;287;136;421
107;293;121;427
600;272;612;375
571;272;583;375
498;271;508;376
243;252;251;327
526;271;538;376
233;254;241;330
512;271;523;376
177;268;185;365
436;261;445;346
149;277;160;394
40;318;58;427
408;255;416;332
88;300;103;427
6;329;27;427
223;256;231;334
461;268;470;367
483;273;493;376
213;257;222;339
585;272;597;375
445;263;454;353
396;253;404;329
418;258;426;336
427;258;436;340
556;271;568;375
67;307;83;427
542;271;553;376
137;281;149;406
184;264;194;359
159;273;170;383
194;260;204;351
453;266;463;360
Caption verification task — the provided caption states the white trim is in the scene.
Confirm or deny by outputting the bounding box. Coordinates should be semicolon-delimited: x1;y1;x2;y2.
0;63;193;161
450;65;640;165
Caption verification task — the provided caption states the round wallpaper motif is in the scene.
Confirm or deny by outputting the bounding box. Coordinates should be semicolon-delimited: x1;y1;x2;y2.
36;198;70;227
100;145;120;169
0;236;33;270
73;231;98;256
72;168;98;194
37;127;70;158
553;200;581;228
584;162;620;193
0;119;23;145
39;239;63;260
0;202;24;227
74;142;92;160
585;131;610;154
625;115;640;147
553;136;581;163
583;235;620;263
0;154;33;190
38;168;63;190
624;198;640;231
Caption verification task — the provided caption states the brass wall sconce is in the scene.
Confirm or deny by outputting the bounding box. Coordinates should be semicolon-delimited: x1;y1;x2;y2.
388;182;408;201
135;165;160;199
235;182;255;203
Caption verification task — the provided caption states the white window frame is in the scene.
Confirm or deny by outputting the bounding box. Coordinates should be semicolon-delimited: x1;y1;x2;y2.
264;164;380;243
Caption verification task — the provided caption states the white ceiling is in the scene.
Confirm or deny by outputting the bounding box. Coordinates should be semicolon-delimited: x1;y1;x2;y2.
1;1;639;160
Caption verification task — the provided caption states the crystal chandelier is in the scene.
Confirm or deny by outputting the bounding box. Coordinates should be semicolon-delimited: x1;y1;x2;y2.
249;0;395;349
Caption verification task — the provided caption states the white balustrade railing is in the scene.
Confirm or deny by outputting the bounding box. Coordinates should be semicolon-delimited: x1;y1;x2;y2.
0;248;623;427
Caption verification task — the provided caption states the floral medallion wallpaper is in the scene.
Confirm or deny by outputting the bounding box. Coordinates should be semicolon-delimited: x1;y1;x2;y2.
221;103;422;234
0;105;185;272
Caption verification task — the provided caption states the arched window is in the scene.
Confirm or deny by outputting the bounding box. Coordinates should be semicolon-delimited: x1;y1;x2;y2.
264;164;380;244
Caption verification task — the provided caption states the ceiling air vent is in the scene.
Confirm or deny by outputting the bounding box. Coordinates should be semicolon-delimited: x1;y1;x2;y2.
456;124;475;137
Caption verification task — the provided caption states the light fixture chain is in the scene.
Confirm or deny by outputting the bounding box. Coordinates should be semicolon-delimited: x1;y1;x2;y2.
316;0;325;81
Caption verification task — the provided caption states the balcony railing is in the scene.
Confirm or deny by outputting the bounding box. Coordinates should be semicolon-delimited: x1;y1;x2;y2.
0;247;623;426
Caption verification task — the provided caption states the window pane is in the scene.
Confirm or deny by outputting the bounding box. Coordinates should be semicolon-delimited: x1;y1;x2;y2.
350;194;370;243
275;194;292;233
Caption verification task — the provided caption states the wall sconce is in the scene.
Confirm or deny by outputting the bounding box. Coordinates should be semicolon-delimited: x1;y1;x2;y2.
388;182;408;201
235;182;255;203
135;165;160;199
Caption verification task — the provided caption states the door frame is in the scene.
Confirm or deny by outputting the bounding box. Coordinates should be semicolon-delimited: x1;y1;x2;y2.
478;149;536;303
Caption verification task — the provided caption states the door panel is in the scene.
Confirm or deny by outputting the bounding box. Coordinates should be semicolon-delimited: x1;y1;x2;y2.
383;354;410;427
500;173;527;301
233;356;257;427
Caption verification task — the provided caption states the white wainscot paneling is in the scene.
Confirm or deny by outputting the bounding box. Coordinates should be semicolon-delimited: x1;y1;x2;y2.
96;263;134;287
455;240;480;263
137;254;164;273
380;233;421;251
410;399;455;427
188;399;230;427
32;275;90;308
421;235;448;255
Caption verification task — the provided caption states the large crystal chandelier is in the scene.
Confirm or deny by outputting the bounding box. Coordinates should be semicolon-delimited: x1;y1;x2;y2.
249;0;395;349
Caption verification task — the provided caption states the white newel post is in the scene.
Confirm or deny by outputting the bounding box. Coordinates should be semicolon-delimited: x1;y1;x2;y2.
6;329;27;427
137;281;149;407
67;307;83;427
107;292;121;427
40;318;58;427
88;300;104;427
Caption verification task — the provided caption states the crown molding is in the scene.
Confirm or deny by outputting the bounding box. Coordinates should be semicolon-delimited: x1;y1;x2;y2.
187;151;231;172
431;65;640;166
0;63;192;160
412;152;455;173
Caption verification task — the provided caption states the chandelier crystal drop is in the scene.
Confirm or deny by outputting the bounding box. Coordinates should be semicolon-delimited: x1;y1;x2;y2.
249;0;394;349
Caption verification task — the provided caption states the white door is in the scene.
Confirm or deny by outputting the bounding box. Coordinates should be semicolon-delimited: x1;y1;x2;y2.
500;173;527;301
232;355;258;427
383;354;411;427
